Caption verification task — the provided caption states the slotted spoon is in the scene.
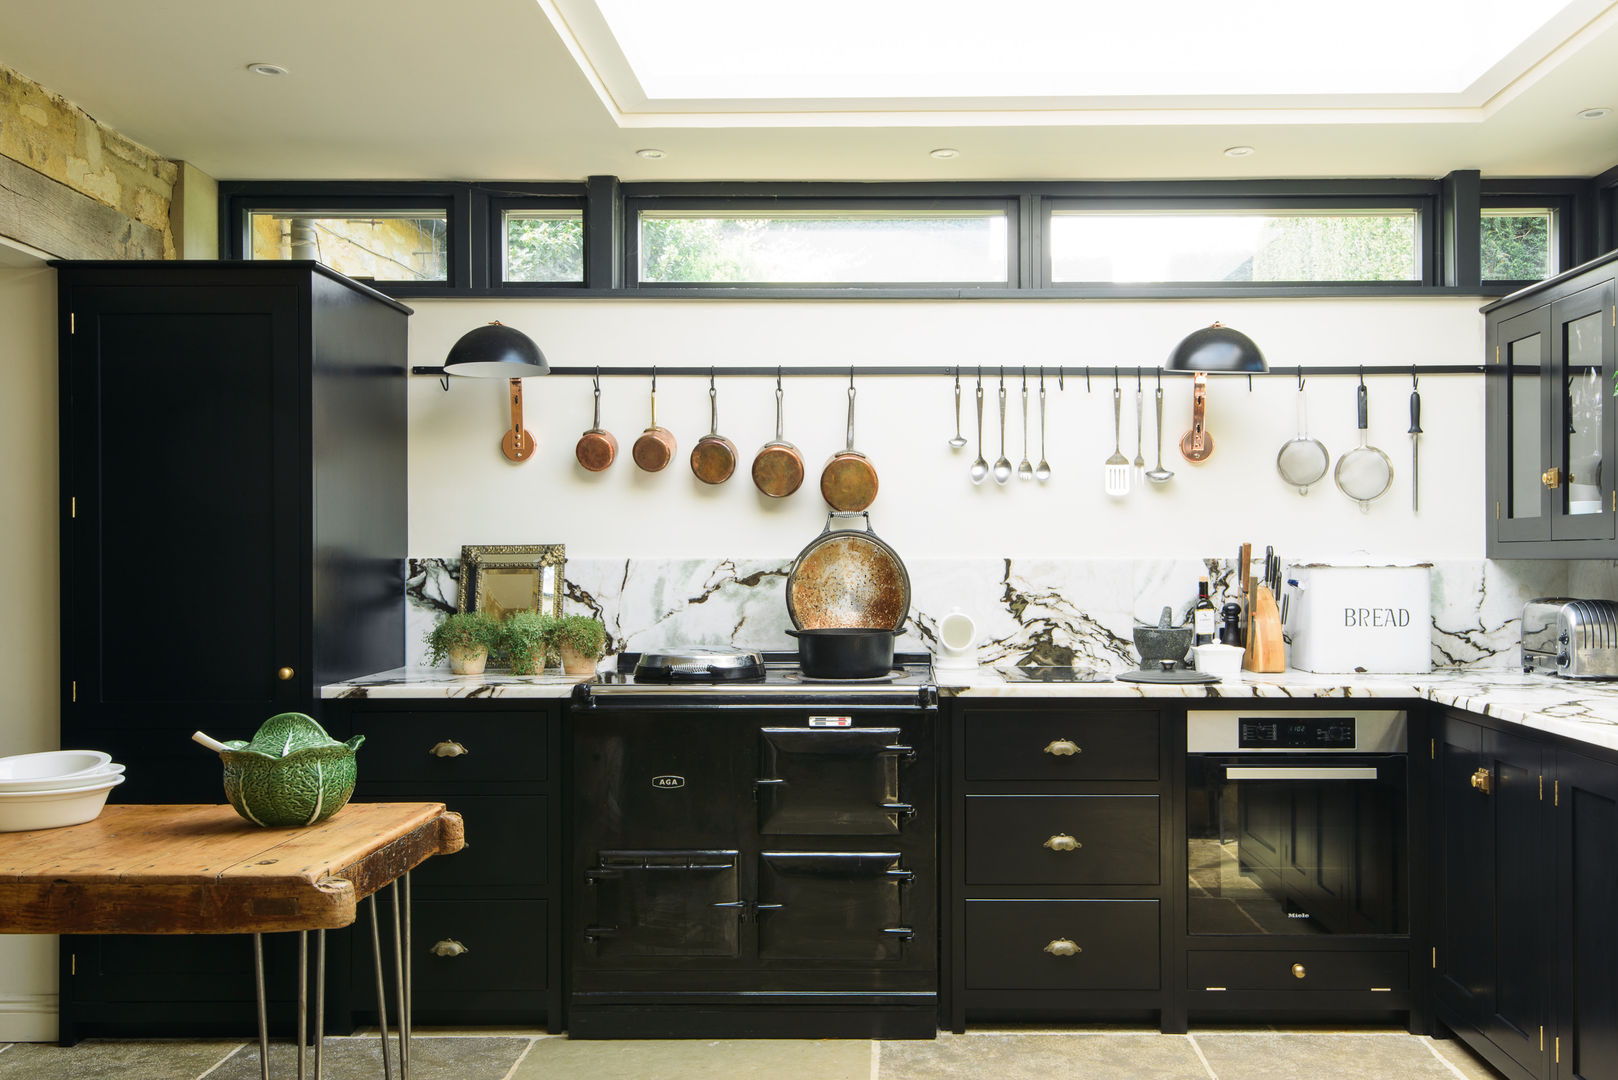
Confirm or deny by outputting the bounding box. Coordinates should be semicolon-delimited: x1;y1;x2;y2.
1105;385;1131;496
1017;374;1034;481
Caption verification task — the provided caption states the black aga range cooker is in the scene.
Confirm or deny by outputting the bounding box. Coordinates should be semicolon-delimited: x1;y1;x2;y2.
568;650;938;1038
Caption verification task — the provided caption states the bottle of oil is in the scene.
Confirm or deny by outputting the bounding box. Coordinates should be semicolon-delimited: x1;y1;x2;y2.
1193;576;1216;646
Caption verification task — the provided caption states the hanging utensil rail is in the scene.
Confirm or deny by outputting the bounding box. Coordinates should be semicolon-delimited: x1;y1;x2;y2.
415;362;1484;381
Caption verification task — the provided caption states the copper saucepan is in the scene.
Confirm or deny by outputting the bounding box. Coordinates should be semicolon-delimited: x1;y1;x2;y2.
820;377;878;512
631;371;676;472
575;369;617;472
752;374;804;498
690;374;738;485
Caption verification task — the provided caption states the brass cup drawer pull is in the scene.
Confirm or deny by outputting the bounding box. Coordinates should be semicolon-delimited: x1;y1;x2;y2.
430;939;469;958
430;740;469;758
1043;833;1082;852
1043;938;1082;957
1043;739;1082;757
1470;767;1492;795
1291;962;1306;979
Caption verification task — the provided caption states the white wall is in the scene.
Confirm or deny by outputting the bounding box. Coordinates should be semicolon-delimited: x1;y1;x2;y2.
0;265;59;1042
407;296;1486;564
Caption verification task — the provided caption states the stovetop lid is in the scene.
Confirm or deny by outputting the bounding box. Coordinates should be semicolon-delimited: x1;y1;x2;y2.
633;648;765;682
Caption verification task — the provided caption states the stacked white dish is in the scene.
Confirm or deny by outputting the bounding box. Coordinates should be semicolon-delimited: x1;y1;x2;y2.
0;750;126;831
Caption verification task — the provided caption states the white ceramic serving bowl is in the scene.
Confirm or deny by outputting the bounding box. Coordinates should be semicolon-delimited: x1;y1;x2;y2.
0;773;125;832
0;763;125;793
0;749;113;783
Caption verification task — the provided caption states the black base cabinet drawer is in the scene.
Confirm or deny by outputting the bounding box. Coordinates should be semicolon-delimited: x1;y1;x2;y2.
965;900;1159;990
962;708;1159;781
965;795;1159;884
354;899;547;1024
1187;950;1409;992
352;794;547;895
353;712;548;786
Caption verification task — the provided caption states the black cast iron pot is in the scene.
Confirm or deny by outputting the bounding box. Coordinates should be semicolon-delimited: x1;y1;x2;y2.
785;628;898;679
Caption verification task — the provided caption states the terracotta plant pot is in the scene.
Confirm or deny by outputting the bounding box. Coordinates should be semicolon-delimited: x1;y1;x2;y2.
447;646;488;676
560;644;600;676
508;646;549;676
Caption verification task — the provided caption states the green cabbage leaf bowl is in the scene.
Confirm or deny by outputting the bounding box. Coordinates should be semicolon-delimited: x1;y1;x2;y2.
193;713;364;828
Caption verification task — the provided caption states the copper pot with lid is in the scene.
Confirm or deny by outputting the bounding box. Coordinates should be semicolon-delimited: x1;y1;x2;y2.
631;370;677;472
752;371;804;498
574;368;617;472
819;374;878;512
786;511;911;632
690;371;738;485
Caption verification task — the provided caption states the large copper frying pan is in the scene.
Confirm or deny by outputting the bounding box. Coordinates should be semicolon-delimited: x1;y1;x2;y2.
786;512;910;632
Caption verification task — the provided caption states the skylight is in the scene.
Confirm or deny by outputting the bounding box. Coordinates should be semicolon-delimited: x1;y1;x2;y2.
546;0;1609;118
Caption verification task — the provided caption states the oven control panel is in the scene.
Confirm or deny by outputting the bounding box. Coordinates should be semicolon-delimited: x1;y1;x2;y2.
1187;709;1406;753
1238;716;1355;749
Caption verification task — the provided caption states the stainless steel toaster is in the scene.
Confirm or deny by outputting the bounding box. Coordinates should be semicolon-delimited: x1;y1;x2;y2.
1523;598;1618;678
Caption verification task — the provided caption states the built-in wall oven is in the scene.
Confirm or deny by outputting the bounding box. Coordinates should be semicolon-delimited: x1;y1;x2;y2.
1184;708;1415;1021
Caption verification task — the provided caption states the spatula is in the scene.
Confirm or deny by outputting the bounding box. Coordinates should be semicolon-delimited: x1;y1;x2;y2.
1105;385;1131;496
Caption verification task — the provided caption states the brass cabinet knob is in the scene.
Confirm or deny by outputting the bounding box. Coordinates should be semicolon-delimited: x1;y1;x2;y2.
277;667;294;681
430;939;469;958
1470;767;1493;795
1292;963;1307;979
1043;833;1082;852
1043;739;1082;757
430;741;469;758
1543;466;1562;489
1043;938;1082;957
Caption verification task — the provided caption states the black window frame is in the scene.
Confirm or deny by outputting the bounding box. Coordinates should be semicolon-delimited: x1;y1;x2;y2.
1479;180;1583;288
1040;184;1439;292
219;169;1616;301
622;192;1023;293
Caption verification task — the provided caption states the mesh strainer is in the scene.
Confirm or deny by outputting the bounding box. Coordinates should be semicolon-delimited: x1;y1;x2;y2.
1276;382;1329;494
1334;381;1393;511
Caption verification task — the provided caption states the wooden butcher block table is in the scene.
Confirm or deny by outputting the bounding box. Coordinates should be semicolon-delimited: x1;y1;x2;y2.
0;802;464;1079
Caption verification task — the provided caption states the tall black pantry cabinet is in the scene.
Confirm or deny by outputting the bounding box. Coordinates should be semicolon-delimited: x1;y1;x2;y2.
54;261;409;1039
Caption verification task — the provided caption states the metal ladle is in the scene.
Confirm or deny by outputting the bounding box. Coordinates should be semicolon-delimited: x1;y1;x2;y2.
948;368;968;449
969;369;989;484
1145;372;1174;485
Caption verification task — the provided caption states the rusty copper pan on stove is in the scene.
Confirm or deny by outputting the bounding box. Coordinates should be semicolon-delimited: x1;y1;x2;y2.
820;380;878;512
631;375;676;472
786;511;910;632
690;378;738;485
752;378;804;498
574;371;617;472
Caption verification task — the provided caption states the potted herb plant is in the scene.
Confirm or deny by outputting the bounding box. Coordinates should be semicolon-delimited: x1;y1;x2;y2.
501;611;556;675
554;614;607;675
424;611;502;675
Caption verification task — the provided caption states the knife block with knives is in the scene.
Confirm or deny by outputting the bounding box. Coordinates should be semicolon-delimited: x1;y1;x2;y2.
1239;542;1286;673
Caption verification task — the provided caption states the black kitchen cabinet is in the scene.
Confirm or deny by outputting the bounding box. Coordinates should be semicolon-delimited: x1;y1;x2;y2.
1433;710;1618;1080
331;700;563;1031
946;702;1174;1033
54;262;409;1040
1485;249;1618;557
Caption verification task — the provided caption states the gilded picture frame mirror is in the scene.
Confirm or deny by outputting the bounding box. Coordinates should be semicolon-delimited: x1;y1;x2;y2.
457;544;565;620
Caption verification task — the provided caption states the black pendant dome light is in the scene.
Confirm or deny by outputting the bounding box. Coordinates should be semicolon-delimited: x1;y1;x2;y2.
1165;322;1266;464
445;321;549;462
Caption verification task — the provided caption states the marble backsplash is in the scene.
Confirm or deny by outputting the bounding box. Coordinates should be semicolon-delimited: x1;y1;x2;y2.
404;555;1607;673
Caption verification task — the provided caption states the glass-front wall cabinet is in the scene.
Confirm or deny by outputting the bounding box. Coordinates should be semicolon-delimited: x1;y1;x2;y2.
1486;254;1618;557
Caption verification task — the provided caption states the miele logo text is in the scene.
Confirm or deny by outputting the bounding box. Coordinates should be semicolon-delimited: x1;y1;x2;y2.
651;775;686;789
1343;607;1410;628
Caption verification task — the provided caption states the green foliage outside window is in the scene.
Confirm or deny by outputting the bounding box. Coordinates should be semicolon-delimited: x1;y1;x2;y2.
504;216;584;282
1481;213;1552;281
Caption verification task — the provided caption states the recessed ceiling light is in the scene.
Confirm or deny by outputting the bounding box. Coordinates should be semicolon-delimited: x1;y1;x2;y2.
246;62;289;77
929;148;960;159
1577;106;1612;119
635;148;667;159
1223;145;1256;158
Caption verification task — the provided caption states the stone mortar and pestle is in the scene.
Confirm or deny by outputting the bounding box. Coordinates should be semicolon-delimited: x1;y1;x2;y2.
1131;606;1194;671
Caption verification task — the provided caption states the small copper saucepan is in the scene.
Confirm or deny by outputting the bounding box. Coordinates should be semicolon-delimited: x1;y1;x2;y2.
631;370;676;472
690;372;738;485
574;369;617;472
752;372;804;498
820;375;878;512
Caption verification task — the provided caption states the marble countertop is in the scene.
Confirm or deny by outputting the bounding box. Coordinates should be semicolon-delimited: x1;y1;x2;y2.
321;664;1618;755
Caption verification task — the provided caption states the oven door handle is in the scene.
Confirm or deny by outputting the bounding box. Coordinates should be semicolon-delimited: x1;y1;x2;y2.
1224;766;1380;780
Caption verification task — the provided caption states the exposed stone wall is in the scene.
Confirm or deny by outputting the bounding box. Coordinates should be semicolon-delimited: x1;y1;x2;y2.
0;63;177;258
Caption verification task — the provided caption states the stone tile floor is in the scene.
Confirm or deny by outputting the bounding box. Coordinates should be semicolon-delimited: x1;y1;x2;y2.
0;1028;1501;1080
